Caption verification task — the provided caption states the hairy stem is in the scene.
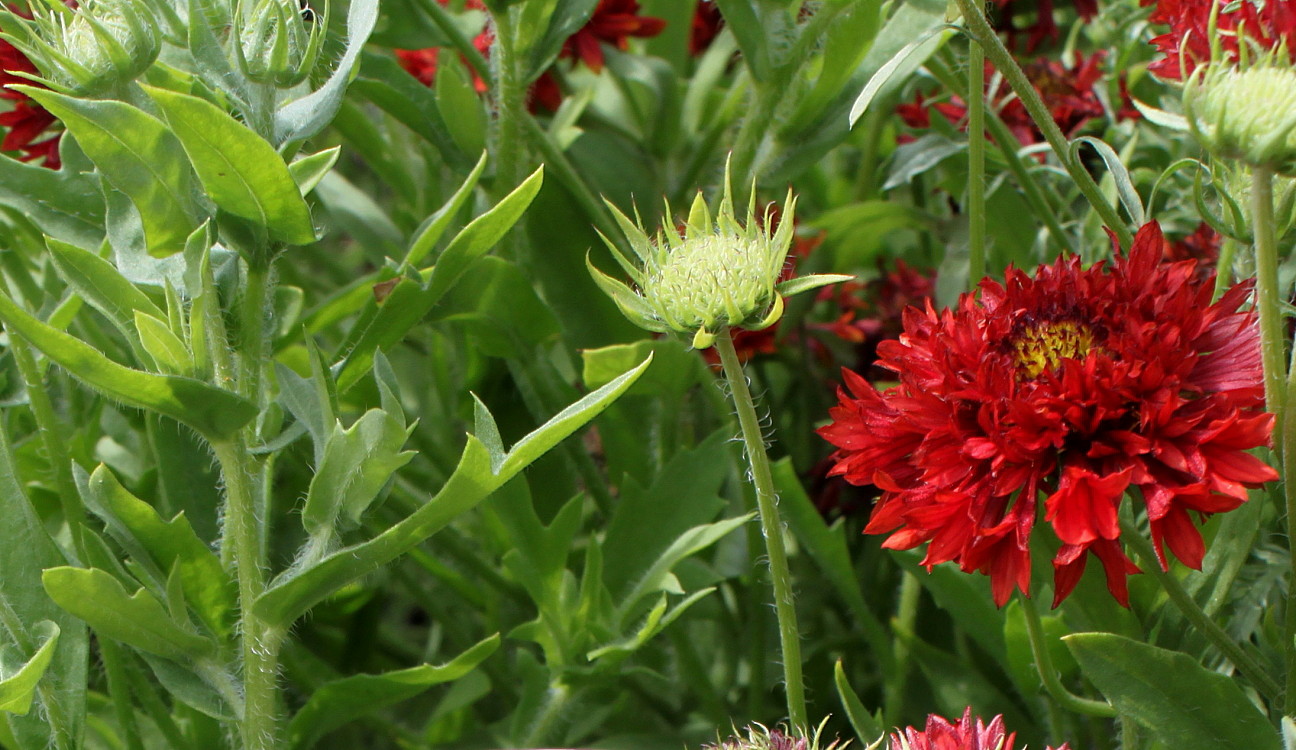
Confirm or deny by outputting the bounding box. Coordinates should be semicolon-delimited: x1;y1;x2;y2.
714;328;807;731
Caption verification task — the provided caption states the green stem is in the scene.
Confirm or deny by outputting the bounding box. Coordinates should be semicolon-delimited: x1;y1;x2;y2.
239;260;271;406
1282;323;1296;711
100;640;145;750
1120;521;1282;702
955;0;1132;247
489;9;527;203
927;55;1076;257
1019;594;1117;717
1251;166;1284;417
9;335;84;553
883;572;921;726
521;680;571;747
714;328;807;731
214;438;280;750
967;40;987;288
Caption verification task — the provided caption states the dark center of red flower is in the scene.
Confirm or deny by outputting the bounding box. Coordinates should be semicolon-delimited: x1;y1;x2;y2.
1010;319;1096;377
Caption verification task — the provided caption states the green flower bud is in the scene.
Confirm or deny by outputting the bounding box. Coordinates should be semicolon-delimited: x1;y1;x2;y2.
234;0;327;87
1;0;160;96
587;166;852;350
1185;62;1296;176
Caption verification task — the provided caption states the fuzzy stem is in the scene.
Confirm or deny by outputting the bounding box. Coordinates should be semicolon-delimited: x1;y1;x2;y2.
1120;521;1282;702
1212;235;1239;302
521;680;571;748
9;334;83;552
214;437;281;750
714;328;807;731
967;40;987;288
239;259;271;406
1019;594;1117;717
955;0;1133;247
488;9;528;257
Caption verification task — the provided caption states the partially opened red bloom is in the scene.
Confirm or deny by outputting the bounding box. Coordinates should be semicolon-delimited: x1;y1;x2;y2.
890;709;1070;750
819;222;1276;607
1144;0;1296;79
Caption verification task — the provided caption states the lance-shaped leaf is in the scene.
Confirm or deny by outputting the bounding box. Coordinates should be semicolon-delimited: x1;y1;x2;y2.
0;290;257;440
42;567;215;661
145;86;316;245
334;166;543;392
46;237;164;340
301;409;417;536
254;355;651;628
20;88;198;257
78;465;235;639
1066;633;1280;750
0;622;59;716
286;635;499;750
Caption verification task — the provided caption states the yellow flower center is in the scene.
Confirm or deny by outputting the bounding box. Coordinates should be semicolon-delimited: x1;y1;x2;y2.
1011;320;1095;378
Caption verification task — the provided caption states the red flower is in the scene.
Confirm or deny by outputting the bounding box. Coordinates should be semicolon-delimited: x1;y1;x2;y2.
0;14;62;168
819;222;1276;607
563;0;666;72
890;709;1070;750
1144;0;1296;79
690;2;725;56
899;53;1112;148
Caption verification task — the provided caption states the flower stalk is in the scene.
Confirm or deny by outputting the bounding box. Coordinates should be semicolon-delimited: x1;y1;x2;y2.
1250;165;1284;416
1018;594;1115;718
714;327;807;732
967;40;987;288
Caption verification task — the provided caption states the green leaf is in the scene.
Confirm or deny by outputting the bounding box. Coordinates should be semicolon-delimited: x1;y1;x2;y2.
434;54;488;156
335;166;544;392
253;356;652;627
41;567;215;660
0;290;257;440
351;51;470;167
45;237;165;340
286;634;499;750
587;588;715;662
0;622;59;716
301;409;417;535
849;25;956;126
0;141;105;248
134;310;192;376
404;151;487;267
1071;136;1145;227
775;273;855;298
288;146;341;196
834;660;885;748
274;0;379;144
0;423;86;747
78;465;235;639
601;431;729;599
617;514;753;626
19;88;197;257
144;86;316;245
1065;633;1280;750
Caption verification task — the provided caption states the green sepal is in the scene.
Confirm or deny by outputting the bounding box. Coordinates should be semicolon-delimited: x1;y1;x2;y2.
775;273;855;298
585;253;667;333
